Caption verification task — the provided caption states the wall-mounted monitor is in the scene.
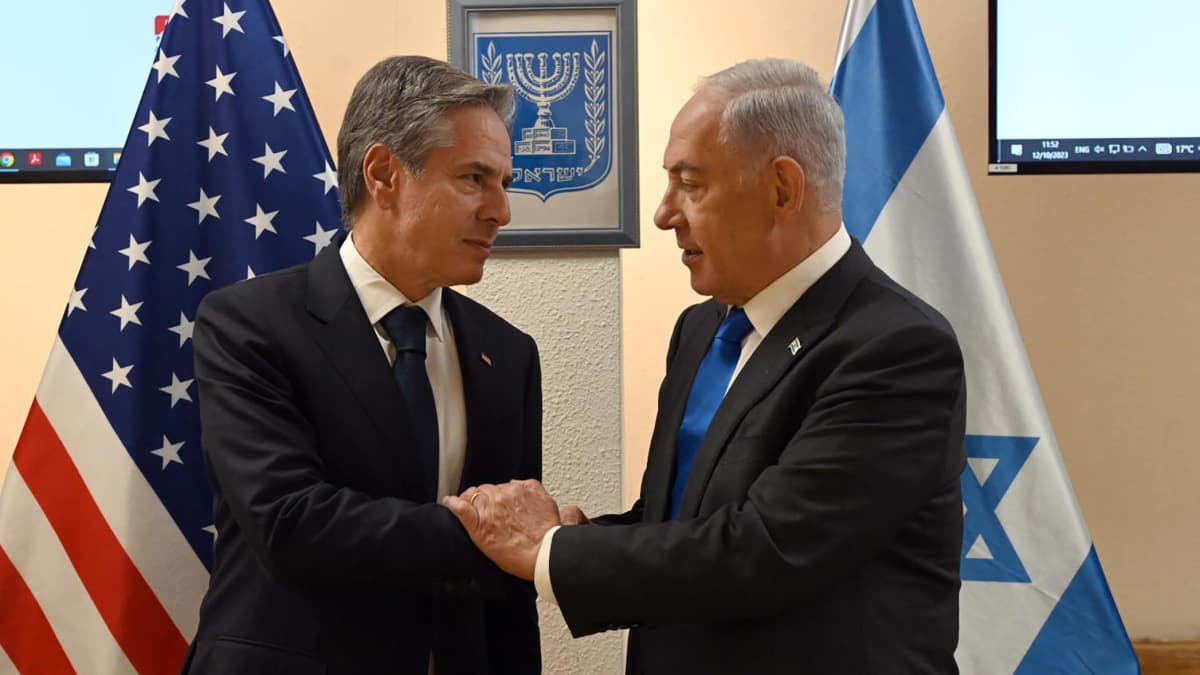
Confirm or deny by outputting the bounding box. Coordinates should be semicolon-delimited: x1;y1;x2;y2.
0;1;167;183
990;0;1200;175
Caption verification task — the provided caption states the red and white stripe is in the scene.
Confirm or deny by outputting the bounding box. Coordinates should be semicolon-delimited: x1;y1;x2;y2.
0;339;208;674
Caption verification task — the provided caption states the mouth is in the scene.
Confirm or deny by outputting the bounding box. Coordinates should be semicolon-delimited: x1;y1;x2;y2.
681;248;703;264
464;238;494;255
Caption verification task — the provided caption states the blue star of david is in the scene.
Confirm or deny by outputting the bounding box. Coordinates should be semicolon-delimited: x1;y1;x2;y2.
960;435;1039;583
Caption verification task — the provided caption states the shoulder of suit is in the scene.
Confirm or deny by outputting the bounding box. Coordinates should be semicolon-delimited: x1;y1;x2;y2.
197;261;308;318
852;267;957;338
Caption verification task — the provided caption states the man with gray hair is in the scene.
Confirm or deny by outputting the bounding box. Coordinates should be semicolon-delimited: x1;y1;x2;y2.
183;55;542;674
446;57;966;673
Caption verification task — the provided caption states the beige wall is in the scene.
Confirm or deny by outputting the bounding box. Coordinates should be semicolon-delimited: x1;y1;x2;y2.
470;252;624;673
0;0;1195;648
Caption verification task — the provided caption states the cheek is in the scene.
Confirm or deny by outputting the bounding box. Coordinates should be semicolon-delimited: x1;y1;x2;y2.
403;195;457;248
691;210;732;246
426;191;472;226
394;213;428;251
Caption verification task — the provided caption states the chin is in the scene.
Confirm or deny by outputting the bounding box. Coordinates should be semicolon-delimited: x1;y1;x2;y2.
688;271;716;299
454;266;486;287
690;275;740;305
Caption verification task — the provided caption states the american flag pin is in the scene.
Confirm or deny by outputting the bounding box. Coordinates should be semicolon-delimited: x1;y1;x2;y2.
788;338;802;356
481;352;492;366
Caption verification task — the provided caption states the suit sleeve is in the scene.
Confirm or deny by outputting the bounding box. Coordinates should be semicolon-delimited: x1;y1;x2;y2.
194;289;509;594
484;334;542;671
549;320;966;636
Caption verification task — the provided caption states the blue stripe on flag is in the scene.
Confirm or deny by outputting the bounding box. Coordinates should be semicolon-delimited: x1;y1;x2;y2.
831;0;945;243
1016;547;1141;674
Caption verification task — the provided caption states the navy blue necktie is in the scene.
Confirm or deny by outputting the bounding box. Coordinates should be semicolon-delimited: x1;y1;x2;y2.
669;307;754;519
380;305;439;501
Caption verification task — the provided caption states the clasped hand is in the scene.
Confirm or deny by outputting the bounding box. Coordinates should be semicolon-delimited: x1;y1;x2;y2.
443;480;588;580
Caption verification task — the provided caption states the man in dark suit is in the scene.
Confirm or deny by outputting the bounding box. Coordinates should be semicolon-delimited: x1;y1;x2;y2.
445;58;967;674
182;56;541;674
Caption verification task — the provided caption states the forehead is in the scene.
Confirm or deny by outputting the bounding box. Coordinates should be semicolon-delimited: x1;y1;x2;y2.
663;88;732;171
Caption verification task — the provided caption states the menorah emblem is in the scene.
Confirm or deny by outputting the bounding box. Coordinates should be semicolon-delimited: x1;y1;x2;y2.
475;34;610;201
506;51;581;156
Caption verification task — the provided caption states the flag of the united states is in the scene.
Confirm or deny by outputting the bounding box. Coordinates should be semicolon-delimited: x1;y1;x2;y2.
0;1;340;671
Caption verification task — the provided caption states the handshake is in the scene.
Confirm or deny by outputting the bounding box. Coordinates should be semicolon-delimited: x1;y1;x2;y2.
442;480;589;581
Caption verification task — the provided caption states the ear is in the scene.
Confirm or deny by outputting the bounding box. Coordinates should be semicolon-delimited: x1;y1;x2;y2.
770;155;805;216
361;143;404;211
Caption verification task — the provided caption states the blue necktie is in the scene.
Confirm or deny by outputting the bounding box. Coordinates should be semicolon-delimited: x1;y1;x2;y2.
380;305;439;501
669;307;754;519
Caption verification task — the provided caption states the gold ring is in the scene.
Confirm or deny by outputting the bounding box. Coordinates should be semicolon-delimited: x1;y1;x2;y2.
469;492;482;506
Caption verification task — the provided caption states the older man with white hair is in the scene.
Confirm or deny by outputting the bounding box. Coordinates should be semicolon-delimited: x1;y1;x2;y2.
447;57;967;675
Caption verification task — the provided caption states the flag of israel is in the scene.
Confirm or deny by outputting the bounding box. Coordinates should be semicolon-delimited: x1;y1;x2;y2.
832;1;1140;672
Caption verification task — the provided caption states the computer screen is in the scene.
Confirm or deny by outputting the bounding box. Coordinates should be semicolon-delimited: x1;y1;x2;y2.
0;1;168;183
990;0;1200;174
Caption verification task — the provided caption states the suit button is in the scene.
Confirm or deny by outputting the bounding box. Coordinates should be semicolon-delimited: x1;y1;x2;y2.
469;580;481;592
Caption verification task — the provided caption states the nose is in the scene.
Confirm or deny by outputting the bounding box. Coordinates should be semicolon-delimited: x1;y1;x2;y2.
654;187;681;231
480;182;512;229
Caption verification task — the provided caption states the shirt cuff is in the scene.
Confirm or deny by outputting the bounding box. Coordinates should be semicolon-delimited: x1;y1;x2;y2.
534;525;561;605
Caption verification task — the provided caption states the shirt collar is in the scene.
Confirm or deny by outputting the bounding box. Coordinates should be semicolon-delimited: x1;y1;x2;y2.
339;234;445;342
740;225;851;338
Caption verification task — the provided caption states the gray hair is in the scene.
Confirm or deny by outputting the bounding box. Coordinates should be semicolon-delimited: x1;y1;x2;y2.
702;58;845;213
336;55;515;227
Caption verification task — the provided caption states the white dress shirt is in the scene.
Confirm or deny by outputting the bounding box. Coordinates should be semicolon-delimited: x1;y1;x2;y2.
533;225;853;605
339;235;467;501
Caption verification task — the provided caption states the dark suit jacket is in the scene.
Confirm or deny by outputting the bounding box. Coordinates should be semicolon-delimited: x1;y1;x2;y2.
550;241;966;674
182;242;542;675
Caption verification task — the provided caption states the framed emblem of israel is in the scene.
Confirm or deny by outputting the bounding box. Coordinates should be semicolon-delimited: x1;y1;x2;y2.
449;0;638;248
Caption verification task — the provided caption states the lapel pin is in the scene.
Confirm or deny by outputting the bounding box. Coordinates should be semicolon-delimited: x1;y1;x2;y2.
788;338;803;356
481;352;492;366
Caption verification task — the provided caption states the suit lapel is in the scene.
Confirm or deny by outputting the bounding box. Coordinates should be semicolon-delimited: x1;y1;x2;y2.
643;301;724;522
443;290;497;492
675;241;875;517
305;242;415;480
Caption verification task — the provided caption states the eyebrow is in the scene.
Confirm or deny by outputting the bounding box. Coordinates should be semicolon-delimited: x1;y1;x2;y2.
468;161;513;188
665;161;704;175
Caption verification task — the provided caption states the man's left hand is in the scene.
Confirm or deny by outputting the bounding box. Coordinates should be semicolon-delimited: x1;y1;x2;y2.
443;479;561;580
